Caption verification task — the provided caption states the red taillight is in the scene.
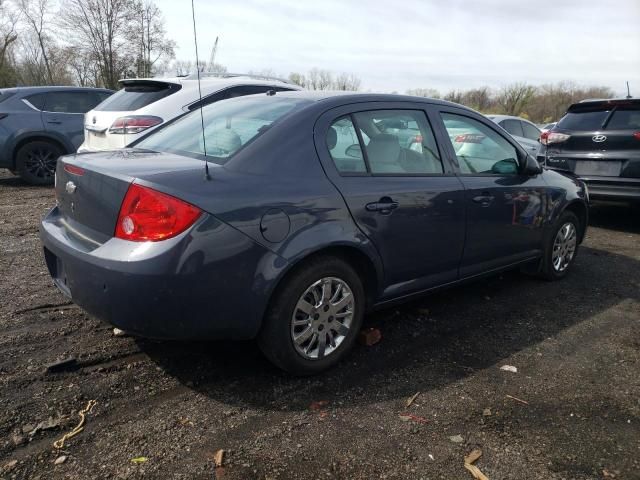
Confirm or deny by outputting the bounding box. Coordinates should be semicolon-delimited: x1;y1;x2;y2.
109;115;163;134
540;131;570;145
455;133;485;143
115;184;202;242
64;164;85;176
633;132;640;141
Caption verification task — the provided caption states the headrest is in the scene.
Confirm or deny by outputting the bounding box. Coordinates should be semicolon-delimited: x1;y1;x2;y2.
367;134;400;164
210;129;242;154
326;126;338;150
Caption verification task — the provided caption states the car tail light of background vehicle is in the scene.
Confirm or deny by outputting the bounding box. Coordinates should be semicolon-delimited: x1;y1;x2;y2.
63;164;85;176
633;132;640;141
115;184;202;242
109;115;163;135
455;133;485;143
540;131;571;145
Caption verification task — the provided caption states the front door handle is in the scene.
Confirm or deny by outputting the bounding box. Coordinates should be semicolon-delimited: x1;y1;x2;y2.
366;198;399;214
472;192;495;206
47;119;62;124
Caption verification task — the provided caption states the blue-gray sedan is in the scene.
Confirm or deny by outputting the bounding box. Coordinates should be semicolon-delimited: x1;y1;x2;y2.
40;92;589;374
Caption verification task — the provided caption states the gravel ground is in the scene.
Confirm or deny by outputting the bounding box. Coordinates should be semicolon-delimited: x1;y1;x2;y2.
0;169;639;480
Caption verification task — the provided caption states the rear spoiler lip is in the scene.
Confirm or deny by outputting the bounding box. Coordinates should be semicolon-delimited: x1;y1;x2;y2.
117;78;182;88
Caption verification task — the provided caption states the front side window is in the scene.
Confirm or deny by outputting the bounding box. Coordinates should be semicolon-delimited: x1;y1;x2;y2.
327;116;366;173
522;121;541;140
441;113;519;175
352;109;443;174
137;96;308;164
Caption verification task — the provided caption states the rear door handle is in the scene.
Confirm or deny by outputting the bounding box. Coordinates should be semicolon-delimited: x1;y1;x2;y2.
47;119;62;124
472;192;495;206
366;198;399;214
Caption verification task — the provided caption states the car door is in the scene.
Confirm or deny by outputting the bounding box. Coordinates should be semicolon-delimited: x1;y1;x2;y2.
42;91;96;150
520;120;542;155
315;103;466;299
435;108;547;277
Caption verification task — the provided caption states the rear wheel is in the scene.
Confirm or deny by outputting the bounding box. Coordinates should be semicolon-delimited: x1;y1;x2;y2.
15;140;62;185
539;211;580;280
258;256;365;375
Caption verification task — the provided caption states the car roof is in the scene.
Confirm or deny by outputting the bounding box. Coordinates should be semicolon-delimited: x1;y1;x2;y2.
119;76;301;90
568;97;640;111
486;114;535;123
266;90;476;111
0;86;113;94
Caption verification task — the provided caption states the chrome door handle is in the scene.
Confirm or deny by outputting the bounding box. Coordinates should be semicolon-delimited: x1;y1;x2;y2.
472;193;495;206
366;199;399;214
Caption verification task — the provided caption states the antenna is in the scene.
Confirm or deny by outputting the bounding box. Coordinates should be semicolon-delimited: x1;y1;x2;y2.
190;0;211;180
626;81;632;99
208;36;219;72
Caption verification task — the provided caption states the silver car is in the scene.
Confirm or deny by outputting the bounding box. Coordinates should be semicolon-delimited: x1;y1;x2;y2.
487;114;542;156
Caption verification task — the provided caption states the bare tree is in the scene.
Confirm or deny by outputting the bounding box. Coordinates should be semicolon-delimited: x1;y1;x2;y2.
288;71;306;87
443;90;463;104
129;0;174;78
307;68;333;90
61;0;136;89
462;87;492;111
406;88;440;98
17;0;54;83
495;82;537;116
333;72;361;91
0;0;19;86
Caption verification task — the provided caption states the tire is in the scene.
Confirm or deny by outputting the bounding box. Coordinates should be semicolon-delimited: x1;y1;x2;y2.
538;210;580;280
15;140;62;185
258;256;365;375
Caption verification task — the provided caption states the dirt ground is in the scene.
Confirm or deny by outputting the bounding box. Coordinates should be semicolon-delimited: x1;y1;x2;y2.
0;168;639;480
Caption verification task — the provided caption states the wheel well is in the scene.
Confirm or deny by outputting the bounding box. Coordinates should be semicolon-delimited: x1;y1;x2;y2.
565;201;588;242
12;136;68;167
277;246;379;311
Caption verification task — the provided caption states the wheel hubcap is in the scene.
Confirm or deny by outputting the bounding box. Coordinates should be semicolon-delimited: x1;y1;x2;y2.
552;222;577;272
25;148;56;179
291;277;355;360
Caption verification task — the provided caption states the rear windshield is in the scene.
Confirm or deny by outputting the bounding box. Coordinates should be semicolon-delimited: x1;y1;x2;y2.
136;96;308;164
606;108;640;130
95;82;180;112
557;110;610;131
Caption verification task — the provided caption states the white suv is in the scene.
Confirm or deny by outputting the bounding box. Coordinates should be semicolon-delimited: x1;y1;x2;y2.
78;73;301;152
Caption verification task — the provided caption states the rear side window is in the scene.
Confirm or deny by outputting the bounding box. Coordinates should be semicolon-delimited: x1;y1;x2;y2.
96;83;180;112
557;110;609;131
188;85;294;111
44;91;96;113
606;108;640;130
136;96;307;164
0;91;15;104
522;122;541;140
500;119;524;137
24;93;47;110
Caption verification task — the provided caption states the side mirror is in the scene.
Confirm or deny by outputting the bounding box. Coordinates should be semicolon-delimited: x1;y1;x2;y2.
492;158;519;174
345;144;363;159
522;153;543;175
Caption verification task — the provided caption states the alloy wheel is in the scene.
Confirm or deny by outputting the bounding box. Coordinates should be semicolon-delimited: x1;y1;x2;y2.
552;222;577;272
24;147;56;179
291;277;355;360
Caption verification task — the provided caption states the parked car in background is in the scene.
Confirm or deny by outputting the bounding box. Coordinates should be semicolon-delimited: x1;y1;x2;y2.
487;114;542;156
41;91;588;375
78;73;301;153
0;86;113;184
539;122;557;133
539;98;640;203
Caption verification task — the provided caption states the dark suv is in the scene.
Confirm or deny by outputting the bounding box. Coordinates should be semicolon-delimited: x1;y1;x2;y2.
0;86;113;185
539;98;640;202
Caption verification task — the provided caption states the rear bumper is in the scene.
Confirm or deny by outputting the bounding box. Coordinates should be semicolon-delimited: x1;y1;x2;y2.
580;176;640;201
39;206;278;340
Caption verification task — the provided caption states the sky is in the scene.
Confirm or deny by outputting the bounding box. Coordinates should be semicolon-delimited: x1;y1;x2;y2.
155;0;640;96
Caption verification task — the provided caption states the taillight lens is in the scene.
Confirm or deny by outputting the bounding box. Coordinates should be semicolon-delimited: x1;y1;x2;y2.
115;184;201;242
109;116;163;134
633;132;640;141
540;131;570;145
64;164;85;176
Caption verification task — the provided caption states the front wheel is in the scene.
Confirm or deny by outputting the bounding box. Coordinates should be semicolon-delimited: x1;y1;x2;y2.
539;211;580;280
258;256;365;375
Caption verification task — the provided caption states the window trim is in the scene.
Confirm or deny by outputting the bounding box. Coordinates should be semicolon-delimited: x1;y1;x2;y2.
326;107;449;178
437;109;525;177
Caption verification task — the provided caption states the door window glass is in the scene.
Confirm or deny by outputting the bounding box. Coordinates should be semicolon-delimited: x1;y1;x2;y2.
353;109;443;174
327;116;366;173
44;92;94;113
24;93;46;110
521;121;541;140
500;119;524;137
441;113;520;175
